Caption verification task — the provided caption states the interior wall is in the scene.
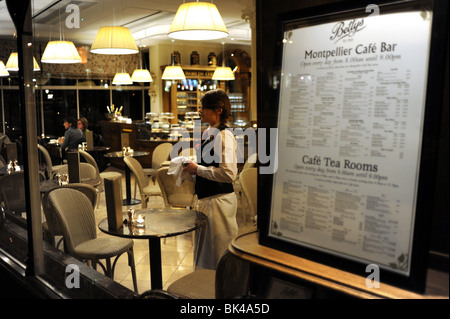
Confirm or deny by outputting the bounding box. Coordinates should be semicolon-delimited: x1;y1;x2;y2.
149;42;251;114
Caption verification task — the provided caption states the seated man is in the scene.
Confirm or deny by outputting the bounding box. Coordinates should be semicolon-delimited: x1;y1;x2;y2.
58;117;85;152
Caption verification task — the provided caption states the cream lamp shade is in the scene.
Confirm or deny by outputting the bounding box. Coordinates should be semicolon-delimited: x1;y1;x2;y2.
41;41;82;64
168;1;229;40
161;65;186;80
212;66;235;80
0;61;9;77
112;72;133;85
5;52;40;71
91;26;139;55
131;69;153;82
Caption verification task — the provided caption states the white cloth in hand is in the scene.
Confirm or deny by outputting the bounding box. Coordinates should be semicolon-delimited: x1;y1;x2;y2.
167;156;193;187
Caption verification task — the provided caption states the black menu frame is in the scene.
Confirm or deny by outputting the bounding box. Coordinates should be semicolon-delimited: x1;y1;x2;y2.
257;0;448;293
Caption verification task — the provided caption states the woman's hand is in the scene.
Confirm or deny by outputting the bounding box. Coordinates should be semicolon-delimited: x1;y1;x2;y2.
183;160;198;175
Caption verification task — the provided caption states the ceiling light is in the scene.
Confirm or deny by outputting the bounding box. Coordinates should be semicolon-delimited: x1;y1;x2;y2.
168;1;229;41
112;72;133;85
5;52;40;71
131;69;153;82
212;42;235;81
91;26;139;55
161;66;186;80
212;66;235;80
41;41;82;64
0;61;9;77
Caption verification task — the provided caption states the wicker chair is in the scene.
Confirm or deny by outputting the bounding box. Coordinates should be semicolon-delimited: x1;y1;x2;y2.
134;142;172;198
37;144;66;180
239;167;257;223
78;149;122;207
124;156;161;209
44;187;138;292
156;167;195;208
0;171;26;216
167;250;249;299
42;183;98;249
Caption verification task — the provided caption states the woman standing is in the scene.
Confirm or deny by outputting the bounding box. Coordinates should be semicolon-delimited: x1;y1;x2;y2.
183;89;238;270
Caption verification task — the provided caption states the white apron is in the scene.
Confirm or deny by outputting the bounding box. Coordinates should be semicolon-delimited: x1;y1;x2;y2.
193;192;238;270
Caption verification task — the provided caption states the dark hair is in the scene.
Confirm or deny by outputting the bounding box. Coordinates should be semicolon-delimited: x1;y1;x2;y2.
77;117;89;130
200;89;232;125
63;117;76;126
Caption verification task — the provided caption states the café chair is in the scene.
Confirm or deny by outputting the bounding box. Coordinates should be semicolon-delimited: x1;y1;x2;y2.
179;147;195;158
42;183;98;249
233;153;257;224
55;163;102;205
37;144;66;180
78;150;122;208
0;134;8;151
156;167;194;208
45;187;138;292
124;156;161;209
167;250;249;299
0;171;26;216
134;142;172;198
239;167;257;225
0;154;6;167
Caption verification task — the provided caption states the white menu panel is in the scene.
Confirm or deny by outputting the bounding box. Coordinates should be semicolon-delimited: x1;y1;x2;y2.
270;11;433;275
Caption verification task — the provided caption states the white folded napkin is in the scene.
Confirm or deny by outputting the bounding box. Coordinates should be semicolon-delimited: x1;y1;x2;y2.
167;156;194;187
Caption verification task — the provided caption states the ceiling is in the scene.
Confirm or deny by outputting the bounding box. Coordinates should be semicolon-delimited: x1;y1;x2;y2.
0;0;253;47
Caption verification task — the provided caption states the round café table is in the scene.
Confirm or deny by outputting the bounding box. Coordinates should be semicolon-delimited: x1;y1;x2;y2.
104;151;150;206
98;207;207;290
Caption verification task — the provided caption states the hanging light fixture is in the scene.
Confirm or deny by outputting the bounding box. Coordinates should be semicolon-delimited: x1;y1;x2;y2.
41;2;82;64
5;52;40;71
161;66;186;80
0;61;9;77
131;69;153;82
41;41;82;64
212;66;235;80
212;42;235;81
168;1;229;41
131;49;153;82
91;26;139;55
112;72;133;85
162;40;186;80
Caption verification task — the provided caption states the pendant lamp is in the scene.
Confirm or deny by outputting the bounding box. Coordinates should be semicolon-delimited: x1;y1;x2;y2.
162;41;186;80
131;50;153;82
168;1;229;40
91;26;139;55
112;72;133;85
5;52;40;71
41;40;82;64
131;69;153;82
212;43;235;81
161;66;186;80
0;61;9;77
212;66;235;80
41;2;82;64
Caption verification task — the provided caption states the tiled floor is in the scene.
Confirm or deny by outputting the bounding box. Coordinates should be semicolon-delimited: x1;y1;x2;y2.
92;166;256;295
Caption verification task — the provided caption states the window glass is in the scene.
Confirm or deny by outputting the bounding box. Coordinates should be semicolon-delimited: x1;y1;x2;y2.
41;89;77;137
78;89;110;135
112;89;143;120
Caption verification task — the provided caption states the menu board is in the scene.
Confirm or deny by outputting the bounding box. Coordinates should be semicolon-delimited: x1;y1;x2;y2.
269;10;433;276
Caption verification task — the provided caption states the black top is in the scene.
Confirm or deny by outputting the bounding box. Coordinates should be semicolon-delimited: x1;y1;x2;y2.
195;124;234;199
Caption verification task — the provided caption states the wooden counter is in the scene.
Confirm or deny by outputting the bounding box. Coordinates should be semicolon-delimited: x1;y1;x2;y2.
229;231;449;299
